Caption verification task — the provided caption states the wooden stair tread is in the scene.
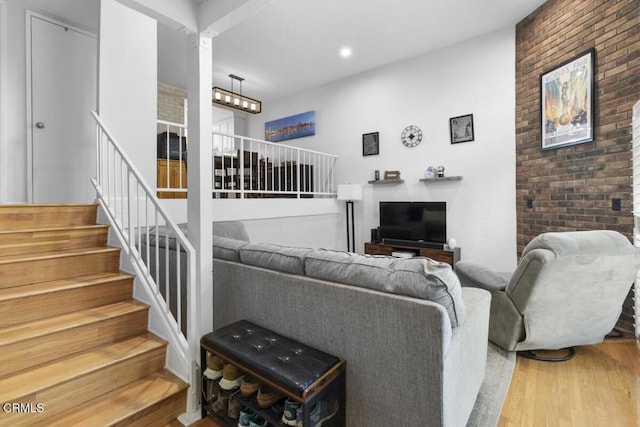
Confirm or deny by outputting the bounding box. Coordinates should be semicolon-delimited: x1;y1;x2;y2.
44;370;188;427
0;272;133;302
0;333;166;402
0;204;98;230
0;300;148;347
0;224;108;236
0;246;119;263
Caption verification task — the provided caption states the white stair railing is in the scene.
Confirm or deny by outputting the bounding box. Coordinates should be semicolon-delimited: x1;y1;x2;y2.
91;111;199;413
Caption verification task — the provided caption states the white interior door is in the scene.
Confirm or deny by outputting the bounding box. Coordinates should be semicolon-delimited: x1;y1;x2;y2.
30;15;97;204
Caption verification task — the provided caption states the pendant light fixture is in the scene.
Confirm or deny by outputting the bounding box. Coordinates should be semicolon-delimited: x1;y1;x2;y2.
212;74;262;114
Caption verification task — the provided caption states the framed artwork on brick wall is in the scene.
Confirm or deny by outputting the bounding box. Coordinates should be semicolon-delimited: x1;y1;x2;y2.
540;48;595;150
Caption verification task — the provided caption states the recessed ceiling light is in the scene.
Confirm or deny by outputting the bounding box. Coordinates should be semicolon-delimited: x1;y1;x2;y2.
340;47;352;58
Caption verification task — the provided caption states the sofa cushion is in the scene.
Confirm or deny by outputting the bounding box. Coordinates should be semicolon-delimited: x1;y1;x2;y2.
213;236;249;262
240;243;313;275
305;250;466;327
213;221;250;242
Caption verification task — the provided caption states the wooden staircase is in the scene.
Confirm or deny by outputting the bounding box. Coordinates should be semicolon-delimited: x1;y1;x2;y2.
0;204;188;426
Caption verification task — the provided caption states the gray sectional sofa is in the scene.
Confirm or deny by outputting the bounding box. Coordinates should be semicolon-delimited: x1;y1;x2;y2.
212;223;491;427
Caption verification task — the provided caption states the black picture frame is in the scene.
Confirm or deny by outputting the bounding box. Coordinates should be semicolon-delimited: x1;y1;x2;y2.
362;132;379;156
540;48;595;150
450;114;474;144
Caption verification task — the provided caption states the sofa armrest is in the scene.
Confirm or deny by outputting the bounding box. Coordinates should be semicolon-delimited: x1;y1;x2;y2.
455;260;511;292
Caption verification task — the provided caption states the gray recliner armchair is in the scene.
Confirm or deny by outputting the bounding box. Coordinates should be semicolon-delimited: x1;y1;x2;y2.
455;230;640;360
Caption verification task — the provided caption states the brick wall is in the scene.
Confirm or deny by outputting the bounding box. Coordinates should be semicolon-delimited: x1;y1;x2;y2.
157;83;187;126
516;0;639;335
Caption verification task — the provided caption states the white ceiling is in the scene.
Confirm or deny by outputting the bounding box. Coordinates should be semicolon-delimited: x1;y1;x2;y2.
207;0;548;102
26;0;549;102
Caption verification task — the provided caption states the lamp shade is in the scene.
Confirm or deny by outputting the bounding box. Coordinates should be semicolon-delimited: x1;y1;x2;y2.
337;184;363;201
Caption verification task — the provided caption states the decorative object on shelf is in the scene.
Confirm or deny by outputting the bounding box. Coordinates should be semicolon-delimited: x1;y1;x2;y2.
424;166;437;179
212;74;262;114
401;125;422;147
437;166;445;177
374;170;380;181
450;114;474;144
337;184;363;252
384;170;401;181
265;111;316;142
447;238;457;250
541;48;594;151
362;132;379;156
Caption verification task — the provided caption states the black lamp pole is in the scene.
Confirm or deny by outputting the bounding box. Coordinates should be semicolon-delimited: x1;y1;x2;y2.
345;200;355;252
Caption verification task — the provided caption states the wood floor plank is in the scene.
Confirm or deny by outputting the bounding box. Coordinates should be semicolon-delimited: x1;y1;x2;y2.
498;339;640;427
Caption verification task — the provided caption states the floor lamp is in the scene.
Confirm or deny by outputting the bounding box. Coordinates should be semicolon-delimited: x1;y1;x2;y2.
337;184;362;252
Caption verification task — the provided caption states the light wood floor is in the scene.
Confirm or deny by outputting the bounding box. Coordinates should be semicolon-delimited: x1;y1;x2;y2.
499;338;640;427
186;338;640;427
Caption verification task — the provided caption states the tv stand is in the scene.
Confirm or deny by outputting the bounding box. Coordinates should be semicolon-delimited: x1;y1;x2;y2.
364;241;460;267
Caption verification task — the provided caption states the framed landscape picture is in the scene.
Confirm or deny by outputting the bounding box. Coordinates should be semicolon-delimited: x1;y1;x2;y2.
450;114;474;144
540;48;595;150
264;111;316;142
362;132;379;156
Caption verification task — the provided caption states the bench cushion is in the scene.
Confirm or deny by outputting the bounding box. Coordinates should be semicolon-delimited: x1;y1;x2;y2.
201;320;339;395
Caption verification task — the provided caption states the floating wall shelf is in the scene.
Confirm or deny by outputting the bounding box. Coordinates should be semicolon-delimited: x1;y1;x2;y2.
419;176;463;182
368;179;405;184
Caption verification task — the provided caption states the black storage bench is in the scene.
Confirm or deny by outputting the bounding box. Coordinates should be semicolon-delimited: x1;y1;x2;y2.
200;320;346;426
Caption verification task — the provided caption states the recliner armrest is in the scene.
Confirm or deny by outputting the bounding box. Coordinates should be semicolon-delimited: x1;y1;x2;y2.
454;260;511;292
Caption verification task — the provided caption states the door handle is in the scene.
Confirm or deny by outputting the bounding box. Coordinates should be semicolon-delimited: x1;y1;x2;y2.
35;122;45;129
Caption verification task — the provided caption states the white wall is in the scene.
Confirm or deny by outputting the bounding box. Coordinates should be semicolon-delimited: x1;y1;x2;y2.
248;28;518;271
99;0;157;186
0;0;97;203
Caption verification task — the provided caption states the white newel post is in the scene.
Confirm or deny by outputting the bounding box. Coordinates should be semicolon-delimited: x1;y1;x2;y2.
186;33;213;413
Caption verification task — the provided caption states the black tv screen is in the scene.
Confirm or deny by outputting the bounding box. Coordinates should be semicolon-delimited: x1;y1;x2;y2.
379;201;446;244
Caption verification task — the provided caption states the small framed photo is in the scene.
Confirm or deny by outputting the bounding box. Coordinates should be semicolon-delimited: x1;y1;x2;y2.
362;132;379;156
540;48;595;150
450;114;474;144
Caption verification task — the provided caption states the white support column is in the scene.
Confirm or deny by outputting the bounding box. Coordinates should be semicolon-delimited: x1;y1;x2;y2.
0;0;6;203
187;33;213;344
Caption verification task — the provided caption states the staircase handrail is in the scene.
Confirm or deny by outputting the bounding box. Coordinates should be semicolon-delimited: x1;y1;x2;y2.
90;110;199;415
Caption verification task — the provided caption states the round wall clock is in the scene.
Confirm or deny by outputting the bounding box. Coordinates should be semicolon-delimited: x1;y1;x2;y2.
401;125;423;147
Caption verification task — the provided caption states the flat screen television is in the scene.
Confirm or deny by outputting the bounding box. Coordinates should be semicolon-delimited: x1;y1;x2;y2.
379;201;446;246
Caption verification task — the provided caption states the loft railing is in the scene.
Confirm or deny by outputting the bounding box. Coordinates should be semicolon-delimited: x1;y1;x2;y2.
155;120;337;199
211;130;337;199
91;111;199;412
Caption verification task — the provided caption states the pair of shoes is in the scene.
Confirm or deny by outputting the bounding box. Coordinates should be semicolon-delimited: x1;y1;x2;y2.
220;362;245;390
204;352;223;380
256;385;284;408
240;374;261;397
309;397;339;427
249;417;268;427
237;407;257;427
211;390;229;414
281;398;301;426
202;377;221;404
227;396;243;419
